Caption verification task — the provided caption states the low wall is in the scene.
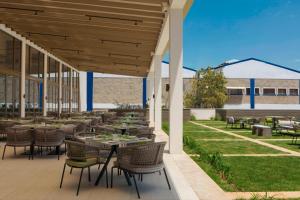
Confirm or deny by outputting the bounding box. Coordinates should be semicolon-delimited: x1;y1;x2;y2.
145;109;191;122
216;108;300;120
190;108;216;120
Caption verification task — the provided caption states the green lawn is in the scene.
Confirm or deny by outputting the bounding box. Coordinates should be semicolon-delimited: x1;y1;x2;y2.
264;141;300;153
185;140;283;154
163;121;237;139
193;156;300;192
162;120;300;193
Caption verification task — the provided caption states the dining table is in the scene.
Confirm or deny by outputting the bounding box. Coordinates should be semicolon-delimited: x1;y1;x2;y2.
76;133;151;186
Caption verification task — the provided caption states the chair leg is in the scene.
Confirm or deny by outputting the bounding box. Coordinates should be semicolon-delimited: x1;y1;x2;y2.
14;147;16;156
30;145;34;160
163;168;171;190
106;168;108;188
70;167;73;174
88;167;91;182
60;163;66;188
64;143;67;155
56;146;60;160
132;174;140;199
111;167;114;188
2;145;6;160
76;168;84;196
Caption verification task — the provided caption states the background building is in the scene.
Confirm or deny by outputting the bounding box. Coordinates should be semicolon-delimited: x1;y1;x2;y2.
216;58;300;109
80;61;196;110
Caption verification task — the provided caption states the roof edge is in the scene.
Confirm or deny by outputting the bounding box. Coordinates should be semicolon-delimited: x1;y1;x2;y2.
162;60;197;72
214;58;300;73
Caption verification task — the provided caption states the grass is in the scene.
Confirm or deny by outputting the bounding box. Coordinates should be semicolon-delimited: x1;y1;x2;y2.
185;140;283;154
264;141;300;153
192;156;300;192
223;156;300;192
163;121;237;139
162;120;300;193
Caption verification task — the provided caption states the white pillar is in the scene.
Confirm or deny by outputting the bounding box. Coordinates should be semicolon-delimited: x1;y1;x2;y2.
148;71;155;127
43;53;48;117
169;7;183;154
69;69;73;113
79;71;87;112
20;40;26;118
58;62;62;116
154;55;162;131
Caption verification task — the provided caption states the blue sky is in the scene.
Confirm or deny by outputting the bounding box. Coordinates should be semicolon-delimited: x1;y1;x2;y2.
180;0;300;70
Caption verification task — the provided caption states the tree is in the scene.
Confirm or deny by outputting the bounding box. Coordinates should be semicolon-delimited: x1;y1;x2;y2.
184;67;227;108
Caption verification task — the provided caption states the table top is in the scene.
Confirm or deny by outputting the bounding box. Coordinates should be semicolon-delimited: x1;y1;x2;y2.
77;134;151;146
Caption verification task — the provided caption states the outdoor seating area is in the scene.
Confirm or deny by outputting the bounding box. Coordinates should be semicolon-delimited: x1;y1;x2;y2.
0;111;173;199
225;116;300;145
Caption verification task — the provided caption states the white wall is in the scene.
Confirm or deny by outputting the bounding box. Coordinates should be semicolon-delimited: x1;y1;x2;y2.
222;59;300;79
190;108;216;120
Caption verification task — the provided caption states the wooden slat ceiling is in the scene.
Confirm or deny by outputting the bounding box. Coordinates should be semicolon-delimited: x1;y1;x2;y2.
0;0;169;76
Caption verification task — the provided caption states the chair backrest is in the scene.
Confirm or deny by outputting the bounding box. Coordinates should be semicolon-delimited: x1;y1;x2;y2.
227;116;235;123
65;140;87;161
94;126;115;134
136;133;156;142
35;128;64;144
6;127;33;144
130;142;166;166
74;123;87;133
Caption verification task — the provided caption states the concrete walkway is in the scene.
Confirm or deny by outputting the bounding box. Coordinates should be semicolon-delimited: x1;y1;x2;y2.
190;121;300;156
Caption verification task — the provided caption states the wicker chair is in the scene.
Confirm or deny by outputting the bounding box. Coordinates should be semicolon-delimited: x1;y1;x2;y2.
111;142;170;198
73;122;87;134
34;128;65;160
94;126;116;134
2;127;34;160
59;140;108;196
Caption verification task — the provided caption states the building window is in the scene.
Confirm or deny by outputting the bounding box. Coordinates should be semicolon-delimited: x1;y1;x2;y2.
263;88;276;96
277;88;287;96
246;88;260;96
227;88;243;95
289;88;299;96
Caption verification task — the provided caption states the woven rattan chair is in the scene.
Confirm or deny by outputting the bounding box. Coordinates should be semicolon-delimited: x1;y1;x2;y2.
59;140;108;196
2;127;34;160
34;128;65;160
111;142;170;198
94;126;115;134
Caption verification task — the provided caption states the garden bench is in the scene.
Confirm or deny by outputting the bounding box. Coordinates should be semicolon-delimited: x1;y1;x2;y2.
252;125;272;137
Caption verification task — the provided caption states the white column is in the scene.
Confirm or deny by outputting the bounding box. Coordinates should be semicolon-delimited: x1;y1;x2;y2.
79;71;87;112
20;40;26;118
148;71;155;127
154;55;162;131
58;62;62;116
169;7;183;154
69;69;73;113
43;53;48;117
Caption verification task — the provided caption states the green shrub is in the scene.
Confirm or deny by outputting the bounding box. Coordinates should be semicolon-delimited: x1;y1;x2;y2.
183;135;231;181
190;115;197;121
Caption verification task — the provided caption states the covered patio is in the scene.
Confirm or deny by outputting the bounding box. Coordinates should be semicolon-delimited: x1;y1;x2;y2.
0;1;205;200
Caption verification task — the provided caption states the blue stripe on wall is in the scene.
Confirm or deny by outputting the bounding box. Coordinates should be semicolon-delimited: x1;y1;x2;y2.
142;78;147;108
87;72;94;111
250;78;255;109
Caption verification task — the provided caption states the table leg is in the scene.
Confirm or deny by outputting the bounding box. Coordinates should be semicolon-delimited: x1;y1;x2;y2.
124;170;132;186
95;145;116;186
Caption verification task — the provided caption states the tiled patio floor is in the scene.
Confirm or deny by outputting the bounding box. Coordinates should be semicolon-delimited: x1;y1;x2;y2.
0;143;178;200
